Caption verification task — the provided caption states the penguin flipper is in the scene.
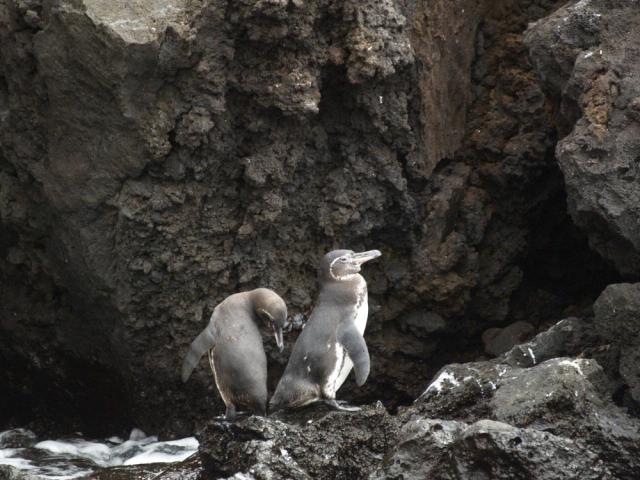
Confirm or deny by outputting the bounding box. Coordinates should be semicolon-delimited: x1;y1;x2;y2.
338;324;370;386
181;313;217;383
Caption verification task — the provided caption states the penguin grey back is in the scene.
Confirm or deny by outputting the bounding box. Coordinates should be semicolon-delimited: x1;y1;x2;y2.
181;288;287;419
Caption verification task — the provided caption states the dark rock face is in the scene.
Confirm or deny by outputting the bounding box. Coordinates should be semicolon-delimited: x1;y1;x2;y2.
0;0;445;432
594;283;640;406
2;0;640;476
525;0;640;275
2;0;612;434
0;0;628;445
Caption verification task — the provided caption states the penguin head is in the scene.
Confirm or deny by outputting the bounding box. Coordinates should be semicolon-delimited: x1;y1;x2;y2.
321;249;382;282
253;289;287;352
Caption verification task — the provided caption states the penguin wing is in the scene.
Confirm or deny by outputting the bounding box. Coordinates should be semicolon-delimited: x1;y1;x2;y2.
180;309;218;383
338;323;370;387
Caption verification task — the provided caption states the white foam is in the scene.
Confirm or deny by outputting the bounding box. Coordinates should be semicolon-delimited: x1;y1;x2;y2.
122;438;197;466
0;428;198;479
35;440;112;464
0;449;33;469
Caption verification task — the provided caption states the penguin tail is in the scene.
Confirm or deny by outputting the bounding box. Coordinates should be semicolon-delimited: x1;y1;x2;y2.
181;322;216;383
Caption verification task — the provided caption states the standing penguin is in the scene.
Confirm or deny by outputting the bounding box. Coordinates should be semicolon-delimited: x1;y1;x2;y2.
270;249;380;412
181;288;287;420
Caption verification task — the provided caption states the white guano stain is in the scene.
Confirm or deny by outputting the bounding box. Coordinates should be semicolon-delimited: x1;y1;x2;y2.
559;359;585;376
527;347;536;365
424;371;460;395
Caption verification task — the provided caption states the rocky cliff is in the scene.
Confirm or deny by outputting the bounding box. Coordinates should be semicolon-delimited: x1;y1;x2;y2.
0;0;638;463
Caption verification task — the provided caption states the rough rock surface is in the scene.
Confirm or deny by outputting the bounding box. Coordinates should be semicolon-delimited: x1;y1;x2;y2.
198;404;395;479
1;0;640;476
1;0;613;434
89;455;203;480
482;320;534;356
594;283;640;407
128;318;640;480
372;418;611;480
407;357;640;479
525;0;640;275
0;0;626;439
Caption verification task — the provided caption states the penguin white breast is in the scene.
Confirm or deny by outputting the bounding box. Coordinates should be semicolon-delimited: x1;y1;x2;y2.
353;285;368;336
324;277;368;397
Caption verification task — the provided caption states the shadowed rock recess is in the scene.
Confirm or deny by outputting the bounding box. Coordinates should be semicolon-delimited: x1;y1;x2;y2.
1;0;639;476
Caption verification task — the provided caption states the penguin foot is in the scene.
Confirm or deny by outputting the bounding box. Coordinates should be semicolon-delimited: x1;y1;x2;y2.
324;399;361;412
225;405;237;421
216;420;234;431
212;414;234;432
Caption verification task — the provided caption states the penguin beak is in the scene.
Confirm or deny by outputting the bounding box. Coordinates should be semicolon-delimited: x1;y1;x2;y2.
351;249;382;265
273;325;284;352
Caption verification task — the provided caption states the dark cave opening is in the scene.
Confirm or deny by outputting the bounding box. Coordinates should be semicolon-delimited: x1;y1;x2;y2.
510;178;622;327
0;346;133;438
0;229;133;438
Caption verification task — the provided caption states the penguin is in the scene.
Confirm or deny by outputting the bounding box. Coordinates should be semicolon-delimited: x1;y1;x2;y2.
181;288;287;420
269;249;380;412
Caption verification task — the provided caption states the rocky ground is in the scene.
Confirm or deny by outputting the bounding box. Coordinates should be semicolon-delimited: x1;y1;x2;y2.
190;286;634;480
1;0;639;477
57;287;640;479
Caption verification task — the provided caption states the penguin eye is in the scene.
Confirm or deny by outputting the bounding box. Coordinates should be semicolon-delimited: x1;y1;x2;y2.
339;257;348;263
257;309;273;323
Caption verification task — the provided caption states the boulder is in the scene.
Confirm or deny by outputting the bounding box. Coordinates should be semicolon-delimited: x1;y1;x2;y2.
411;356;640;479
525;0;640;275
593;283;640;345
372;418;611;480
81;316;636;479
0;429;37;449
197;403;396;479
501;317;599;368
594;283;640;404
482;321;534;357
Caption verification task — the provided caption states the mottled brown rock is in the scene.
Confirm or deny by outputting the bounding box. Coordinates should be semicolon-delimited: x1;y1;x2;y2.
525;0;640;275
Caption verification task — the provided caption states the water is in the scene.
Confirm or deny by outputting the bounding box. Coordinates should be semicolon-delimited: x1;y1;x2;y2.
0;428;198;479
